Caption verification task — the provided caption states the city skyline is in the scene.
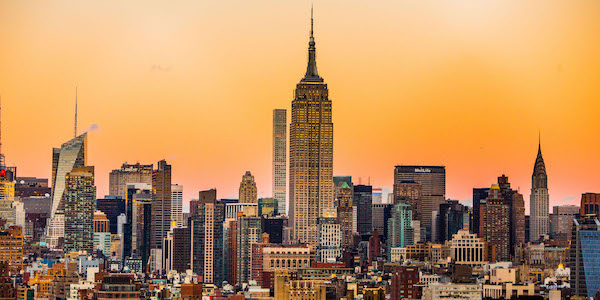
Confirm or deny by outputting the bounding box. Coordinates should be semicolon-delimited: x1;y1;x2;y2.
1;1;600;210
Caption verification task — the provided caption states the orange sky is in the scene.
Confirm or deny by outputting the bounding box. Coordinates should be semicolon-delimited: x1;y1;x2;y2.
1;1;599;212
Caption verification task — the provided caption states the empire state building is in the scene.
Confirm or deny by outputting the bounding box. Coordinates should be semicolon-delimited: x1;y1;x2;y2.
289;10;334;244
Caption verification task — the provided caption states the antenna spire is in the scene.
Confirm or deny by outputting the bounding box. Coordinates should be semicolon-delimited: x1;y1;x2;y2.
74;87;78;138
310;4;314;40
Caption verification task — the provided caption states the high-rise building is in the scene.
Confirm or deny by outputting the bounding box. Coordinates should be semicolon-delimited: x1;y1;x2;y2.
393;180;422;221
0;226;23;275
237;215;262;285
151;160;171;249
512;191;526;248
449;230;487;267
372;203;392;239
108;163;153;199
394;166;445;240
479;184;510;262
164;226;191;273
189;189;224;285
262;216;287;244
354;185;373;236
130;184;152;270
336;182;353;248
550;205;580;236
63;166;95;253
316;216;341;263
530;140;550;241
372;188;383;204
273;109;287;214
96;196;125;235
171;184;183;227
258;197;278;217
570;216;600;298
239;171;258;204
580;193;600;218
47;133;87;248
471;187;490;235
93;211;111;255
387;203;413;259
435;200;467;243
289;11;334;245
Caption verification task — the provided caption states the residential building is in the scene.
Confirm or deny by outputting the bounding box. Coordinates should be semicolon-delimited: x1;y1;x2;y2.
479;184;510;262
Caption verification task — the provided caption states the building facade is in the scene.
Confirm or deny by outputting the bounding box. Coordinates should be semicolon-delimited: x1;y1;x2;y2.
239;171;258;204
569;216;600;298
530;142;550;241
63;166;95;253
151;160;171;249
449;229;487;266
354;185;373;236
336;182;354;248
108;163;153;199
171;184;183;227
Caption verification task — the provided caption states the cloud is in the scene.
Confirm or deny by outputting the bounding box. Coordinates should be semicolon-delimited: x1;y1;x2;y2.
562;195;577;202
85;123;100;133
151;64;172;72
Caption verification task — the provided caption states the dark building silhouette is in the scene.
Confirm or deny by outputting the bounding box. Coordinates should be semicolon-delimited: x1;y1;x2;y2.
354;185;373;236
436;200;467;243
96;196;125;234
151;160;171;249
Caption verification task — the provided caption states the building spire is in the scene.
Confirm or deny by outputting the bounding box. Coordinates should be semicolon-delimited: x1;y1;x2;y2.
74;87;78;138
301;5;323;83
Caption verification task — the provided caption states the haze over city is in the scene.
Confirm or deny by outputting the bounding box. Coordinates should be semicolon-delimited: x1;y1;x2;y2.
1;0;600;209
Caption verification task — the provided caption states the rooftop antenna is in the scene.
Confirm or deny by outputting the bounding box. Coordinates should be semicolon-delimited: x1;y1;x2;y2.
0;95;3;167
74;87;78;138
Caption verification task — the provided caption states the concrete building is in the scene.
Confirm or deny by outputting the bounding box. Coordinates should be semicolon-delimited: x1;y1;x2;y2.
151;160;171;249
64;166;95;253
336;182;353;248
394;166;445;240
449;230;487;267
239;171;257;204
530;140;550;241
108;163;153;199
550;205;580;236
289;12;334;245
316;216;341;262
171;184;183;227
272;109;287;214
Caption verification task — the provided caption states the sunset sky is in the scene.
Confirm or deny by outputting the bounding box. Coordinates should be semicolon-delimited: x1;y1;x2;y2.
1;1;599;212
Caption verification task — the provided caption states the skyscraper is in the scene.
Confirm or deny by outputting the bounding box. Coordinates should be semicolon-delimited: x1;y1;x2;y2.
530;140;549;241
289;10;334;244
63;166;95;253
580;193;600;218
550;205;580;236
570;216;600;298
171;184;183;227
387;203;413;258
238;171;257;204
189;189;225;285
435;200;467;243
273;109;287;214
336;182;353;248
0;168;15;223
130;184;152;269
108;163;153;199
394;166;445;241
354;185;373;236
151;160;171;249
479;184;510;262
47;132;87;248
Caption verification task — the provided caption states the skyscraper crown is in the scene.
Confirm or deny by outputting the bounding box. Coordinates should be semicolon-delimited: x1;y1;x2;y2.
532;138;548;189
301;7;323;83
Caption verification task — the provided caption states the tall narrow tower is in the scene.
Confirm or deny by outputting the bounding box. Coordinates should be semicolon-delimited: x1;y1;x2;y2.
289;9;334;244
272;109;287;214
530;137;549;241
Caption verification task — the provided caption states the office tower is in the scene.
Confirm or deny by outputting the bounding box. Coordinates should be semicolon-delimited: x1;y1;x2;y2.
289;11;334;245
165;226;191;273
333;176;352;196
570;216;600;298
189;189;224;285
387;203;413;259
394;180;422;221
93;211;111;255
238;171;257;204
316;214;341;263
262;216;287;244
372;203;392;239
472;187;490;235
336;182;353;248
0;168;15;223
151;160;171;249
354;185;373;236
63;166;95;253
449;230;487;267
15;177;51;198
0;226;23;275
394;166;445;240
580;193;600;218
436;200;467;243
512;192;526;247
130;184;152;270
273;109;287;214
258;197;278;217
550;205;580;236
479;184;510;262
96;196;126;234
237;215;262;285
108;163;153;199
530;140;550;241
171;184;183;227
